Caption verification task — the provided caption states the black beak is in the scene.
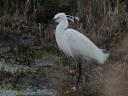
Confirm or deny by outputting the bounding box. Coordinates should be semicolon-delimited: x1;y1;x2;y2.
53;18;57;21
51;18;57;26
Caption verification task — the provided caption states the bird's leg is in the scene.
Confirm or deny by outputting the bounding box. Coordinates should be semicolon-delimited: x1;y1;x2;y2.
75;59;82;89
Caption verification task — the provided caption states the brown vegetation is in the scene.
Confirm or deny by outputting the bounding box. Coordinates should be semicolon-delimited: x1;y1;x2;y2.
0;0;128;96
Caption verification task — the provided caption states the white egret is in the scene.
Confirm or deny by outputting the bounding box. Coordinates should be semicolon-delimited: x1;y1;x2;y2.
53;13;109;89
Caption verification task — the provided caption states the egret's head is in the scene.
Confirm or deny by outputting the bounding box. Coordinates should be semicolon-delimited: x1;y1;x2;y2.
53;13;67;23
53;13;79;24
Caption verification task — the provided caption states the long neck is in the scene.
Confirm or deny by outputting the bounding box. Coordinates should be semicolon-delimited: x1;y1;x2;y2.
56;19;69;33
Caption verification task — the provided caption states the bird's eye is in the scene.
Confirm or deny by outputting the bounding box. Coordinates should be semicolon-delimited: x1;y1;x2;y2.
56;17;60;19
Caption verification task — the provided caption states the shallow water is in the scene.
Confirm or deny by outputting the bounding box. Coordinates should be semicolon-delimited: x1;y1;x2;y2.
0;88;56;96
0;55;58;96
0;55;56;73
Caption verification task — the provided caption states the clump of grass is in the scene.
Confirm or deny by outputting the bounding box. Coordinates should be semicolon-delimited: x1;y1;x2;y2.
77;0;128;50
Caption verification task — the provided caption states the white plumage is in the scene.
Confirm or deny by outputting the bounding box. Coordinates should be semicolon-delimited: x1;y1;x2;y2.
53;13;109;64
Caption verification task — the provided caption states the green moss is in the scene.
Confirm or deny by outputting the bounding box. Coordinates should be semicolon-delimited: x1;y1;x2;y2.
0;82;23;91
0;82;13;89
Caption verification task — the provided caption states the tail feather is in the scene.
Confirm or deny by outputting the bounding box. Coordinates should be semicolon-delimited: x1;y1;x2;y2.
103;52;109;61
97;49;109;64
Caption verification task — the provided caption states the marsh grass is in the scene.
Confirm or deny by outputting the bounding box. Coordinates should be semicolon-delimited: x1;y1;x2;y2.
0;0;128;96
